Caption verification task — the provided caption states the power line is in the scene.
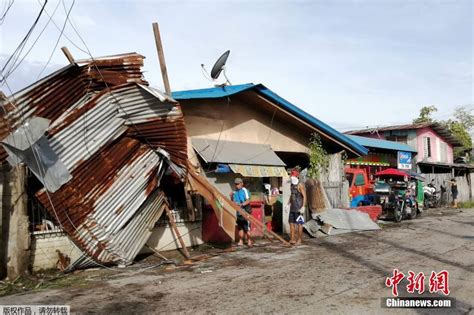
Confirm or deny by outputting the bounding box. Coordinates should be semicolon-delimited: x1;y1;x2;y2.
39;0;88;54
0;6;116;271
36;0;75;80
0;0;48;83
0;0;14;25
3;0;62;81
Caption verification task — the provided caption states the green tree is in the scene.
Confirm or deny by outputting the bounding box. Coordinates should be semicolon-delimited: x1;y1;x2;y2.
413;105;438;123
446;106;473;159
307;133;329;179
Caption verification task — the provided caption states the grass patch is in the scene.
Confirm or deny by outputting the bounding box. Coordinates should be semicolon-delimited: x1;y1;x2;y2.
458;201;474;209
0;270;93;297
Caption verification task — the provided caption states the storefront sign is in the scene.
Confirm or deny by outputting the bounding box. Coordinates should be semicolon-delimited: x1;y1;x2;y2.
229;164;288;177
398;151;412;169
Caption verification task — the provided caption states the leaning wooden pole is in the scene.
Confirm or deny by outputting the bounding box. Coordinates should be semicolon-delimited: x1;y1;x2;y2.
152;22;171;96
164;204;191;259
61;46;75;64
187;170;290;246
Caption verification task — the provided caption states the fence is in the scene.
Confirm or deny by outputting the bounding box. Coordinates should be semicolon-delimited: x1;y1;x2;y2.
323;181;349;208
421;173;472;204
321;152;349;208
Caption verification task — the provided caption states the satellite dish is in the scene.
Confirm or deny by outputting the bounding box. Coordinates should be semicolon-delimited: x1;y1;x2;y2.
210;50;230;80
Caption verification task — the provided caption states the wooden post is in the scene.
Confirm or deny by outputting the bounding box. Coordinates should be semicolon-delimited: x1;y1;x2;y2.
61;47;75;64
145;244;169;261
152;22;171;96
164;205;190;259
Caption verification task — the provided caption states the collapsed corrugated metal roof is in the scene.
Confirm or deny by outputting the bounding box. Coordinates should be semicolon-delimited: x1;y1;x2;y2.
0;53;188;269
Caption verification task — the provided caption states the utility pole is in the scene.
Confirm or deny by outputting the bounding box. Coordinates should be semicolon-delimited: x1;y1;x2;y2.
152;22;171;96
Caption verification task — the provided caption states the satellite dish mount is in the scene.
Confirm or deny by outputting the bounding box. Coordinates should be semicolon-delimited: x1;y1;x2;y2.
201;50;231;86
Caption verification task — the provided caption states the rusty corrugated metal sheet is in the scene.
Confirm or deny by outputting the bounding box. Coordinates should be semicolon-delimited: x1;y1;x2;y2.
0;53;188;268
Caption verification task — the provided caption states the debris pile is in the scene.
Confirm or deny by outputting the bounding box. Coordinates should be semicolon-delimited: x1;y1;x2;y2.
304;208;381;237
0;53;188;269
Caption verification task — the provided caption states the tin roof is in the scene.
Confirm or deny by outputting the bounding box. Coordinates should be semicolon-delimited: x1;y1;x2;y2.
192;138;286;166
347;135;417;153
172;84;368;156
344;122;463;147
0;53;188;269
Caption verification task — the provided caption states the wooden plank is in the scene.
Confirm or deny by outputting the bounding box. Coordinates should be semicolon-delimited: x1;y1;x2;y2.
61;47;75;64
144;244;169;261
188;170;290;246
164;204;190;259
152;22;171;95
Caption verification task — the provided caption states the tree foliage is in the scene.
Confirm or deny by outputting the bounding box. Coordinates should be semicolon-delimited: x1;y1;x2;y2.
308;133;329;179
413;105;438;123
446;106;474;156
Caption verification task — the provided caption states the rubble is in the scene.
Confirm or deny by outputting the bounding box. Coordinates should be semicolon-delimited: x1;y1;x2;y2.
304;208;381;237
0;53;188;270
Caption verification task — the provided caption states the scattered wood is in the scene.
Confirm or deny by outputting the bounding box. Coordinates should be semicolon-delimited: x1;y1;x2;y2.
56;250;70;271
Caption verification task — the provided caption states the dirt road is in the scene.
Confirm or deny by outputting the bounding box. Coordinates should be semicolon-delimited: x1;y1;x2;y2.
1;208;473;314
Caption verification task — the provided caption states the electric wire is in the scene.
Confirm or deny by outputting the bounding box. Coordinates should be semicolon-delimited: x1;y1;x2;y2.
39;0;88;55
0;0;14;25
1;76;116;271
36;0;74;80
0;5;117;270
205;96;231;172
4;0;62;81
1;3;189;271
1;0;48;83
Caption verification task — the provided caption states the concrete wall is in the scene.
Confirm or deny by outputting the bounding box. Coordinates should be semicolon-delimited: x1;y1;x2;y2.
1;165;30;279
30;224;204;271
30;232;83;271
144;223;203;252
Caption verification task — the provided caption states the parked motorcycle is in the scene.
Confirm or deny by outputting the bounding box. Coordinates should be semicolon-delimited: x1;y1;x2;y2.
374;168;422;222
423;184;440;208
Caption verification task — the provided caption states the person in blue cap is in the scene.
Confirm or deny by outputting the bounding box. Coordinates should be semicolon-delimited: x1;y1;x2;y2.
230;177;253;247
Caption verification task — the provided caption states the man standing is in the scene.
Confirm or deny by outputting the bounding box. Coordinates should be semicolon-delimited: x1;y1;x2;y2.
287;174;307;245
230;178;253;247
450;178;458;208
440;181;447;207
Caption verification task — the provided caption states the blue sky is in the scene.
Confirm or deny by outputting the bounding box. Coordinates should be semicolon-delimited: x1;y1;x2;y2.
1;0;472;131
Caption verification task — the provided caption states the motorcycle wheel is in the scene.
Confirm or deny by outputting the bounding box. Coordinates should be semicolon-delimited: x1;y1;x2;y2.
409;205;417;219
394;206;403;222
